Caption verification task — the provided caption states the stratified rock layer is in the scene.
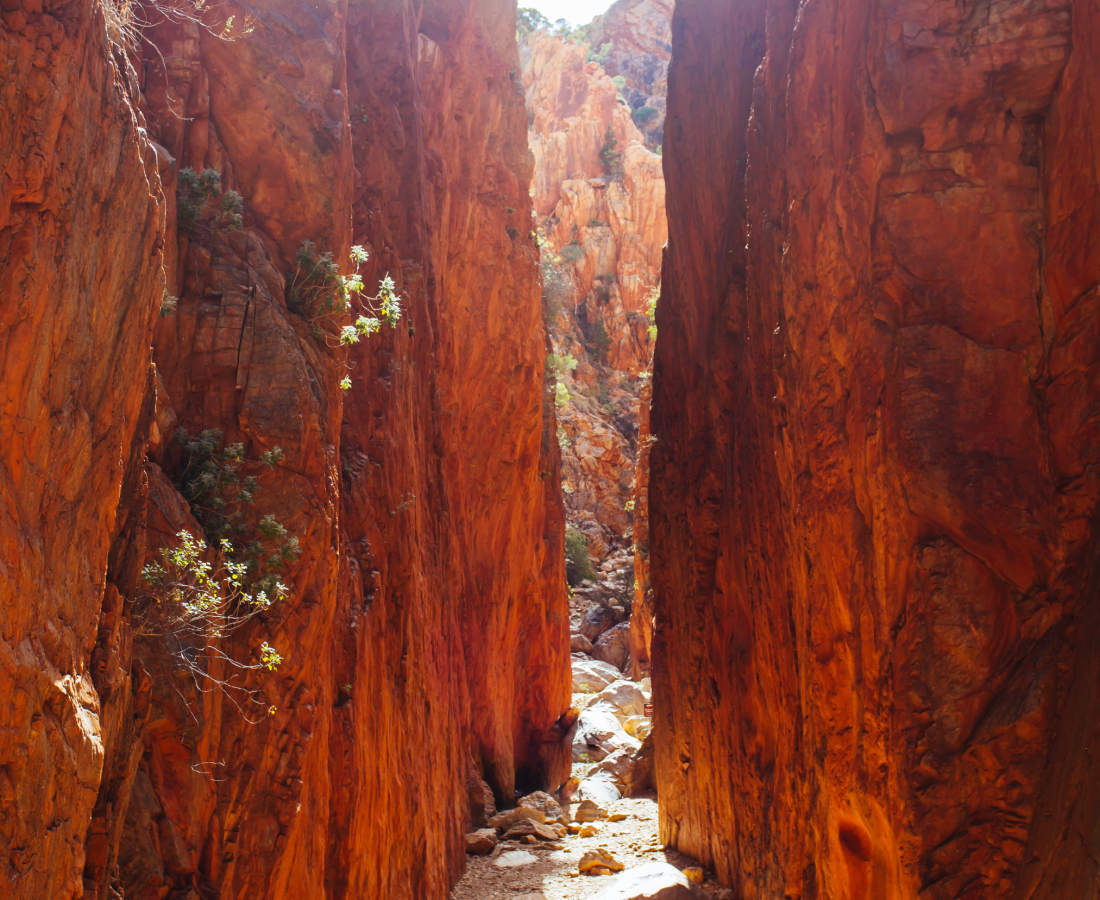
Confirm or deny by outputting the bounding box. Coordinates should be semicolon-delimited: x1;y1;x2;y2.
650;0;1100;898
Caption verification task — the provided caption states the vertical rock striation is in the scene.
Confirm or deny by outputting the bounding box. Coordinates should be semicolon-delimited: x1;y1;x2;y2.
651;0;1100;897
0;0;568;897
0;1;164;895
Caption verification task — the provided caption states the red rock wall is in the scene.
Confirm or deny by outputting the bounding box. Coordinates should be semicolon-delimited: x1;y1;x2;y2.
651;0;1100;897
0;1;165;895
0;0;568;897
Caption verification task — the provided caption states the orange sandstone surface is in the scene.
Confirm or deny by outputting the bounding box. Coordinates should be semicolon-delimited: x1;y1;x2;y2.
0;0;569;898
650;0;1100;898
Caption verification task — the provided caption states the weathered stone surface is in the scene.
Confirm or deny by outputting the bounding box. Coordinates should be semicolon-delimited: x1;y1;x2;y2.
518;790;566;823
465;829;499;855
571;632;595;653
468;770;498;829
489;806;547;832
651;0;1100;897
592;862;707;900
580;847;625;874
573;658;624;692
0;2;164;896
572;706;640;763
580;604;625;642
592;622;631;671
1;2;569;900
588;0;673;147
589;680;646;718
573;798;607;823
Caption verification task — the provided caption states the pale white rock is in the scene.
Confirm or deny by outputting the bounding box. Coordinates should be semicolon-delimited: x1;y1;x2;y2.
571;706;641;762
494;850;539;868
576;770;623;805
590;679;647;718
592;862;709;899
572;658;623;692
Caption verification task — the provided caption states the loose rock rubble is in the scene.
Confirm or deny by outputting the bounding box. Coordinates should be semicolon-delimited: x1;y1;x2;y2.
452;793;731;900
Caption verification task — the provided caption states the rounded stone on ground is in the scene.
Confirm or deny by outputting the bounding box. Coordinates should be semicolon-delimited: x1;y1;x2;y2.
683;866;704;883
493;850;538;868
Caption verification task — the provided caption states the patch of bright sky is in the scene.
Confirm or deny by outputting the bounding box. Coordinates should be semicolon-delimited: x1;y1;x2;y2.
523;0;616;28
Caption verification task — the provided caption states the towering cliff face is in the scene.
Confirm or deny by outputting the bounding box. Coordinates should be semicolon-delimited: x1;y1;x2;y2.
0;0;567;897
0;2;164;895
523;29;665;557
651;0;1100;898
588;0;672;148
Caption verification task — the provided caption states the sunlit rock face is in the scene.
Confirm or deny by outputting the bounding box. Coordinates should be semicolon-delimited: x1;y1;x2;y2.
650;0;1100;897
0;1;569;898
523;27;667;560
589;0;673;147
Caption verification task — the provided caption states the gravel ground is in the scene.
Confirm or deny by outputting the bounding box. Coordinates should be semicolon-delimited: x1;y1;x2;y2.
450;793;730;900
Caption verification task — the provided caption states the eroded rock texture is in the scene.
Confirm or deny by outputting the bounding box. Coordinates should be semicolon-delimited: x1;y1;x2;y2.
588;0;672;147
650;0;1100;898
0;2;164;895
0;0;568;897
523;27;666;557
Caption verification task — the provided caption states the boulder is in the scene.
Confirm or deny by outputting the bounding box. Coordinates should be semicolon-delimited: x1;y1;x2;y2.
593;622;631;671
573;798;607;822
571;632;595;653
488;807;545;831
465;829;498;854
572;705;641;762
503;821;562;842
577;770;623;805
518;790;566;823
623;715;652;739
590;680;647;718
579;822;602;837
579;848;625;874
591;749;642;795
466;769;497;828
579;604;623;641
572;658;624;692
592;862;709;899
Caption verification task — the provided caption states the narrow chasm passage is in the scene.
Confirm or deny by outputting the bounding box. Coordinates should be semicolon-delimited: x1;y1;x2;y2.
452;5;728;897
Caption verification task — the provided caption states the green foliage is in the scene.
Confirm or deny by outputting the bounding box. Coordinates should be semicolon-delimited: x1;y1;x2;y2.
177;167;243;233
506;224;520;240
598;125;622;177
517;7;550;37
137;529;287;713
560;240;584;264
586;41;612;66
645;285;659;341
557;424;571;451
591;318;611;361
287;242;402;369
587;217;605;228
547;352;578;377
555;381;571;408
631;105;659;127
564;525;597;584
160;292;178;318
654;145;662;156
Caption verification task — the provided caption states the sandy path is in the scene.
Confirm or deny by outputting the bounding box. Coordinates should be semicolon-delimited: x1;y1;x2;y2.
450;793;731;900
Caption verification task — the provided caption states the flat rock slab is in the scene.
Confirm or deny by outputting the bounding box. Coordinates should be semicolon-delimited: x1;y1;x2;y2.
593;862;709;899
493;850;538;868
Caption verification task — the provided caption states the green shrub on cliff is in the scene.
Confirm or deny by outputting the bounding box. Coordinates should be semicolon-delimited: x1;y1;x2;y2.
565;526;597;584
